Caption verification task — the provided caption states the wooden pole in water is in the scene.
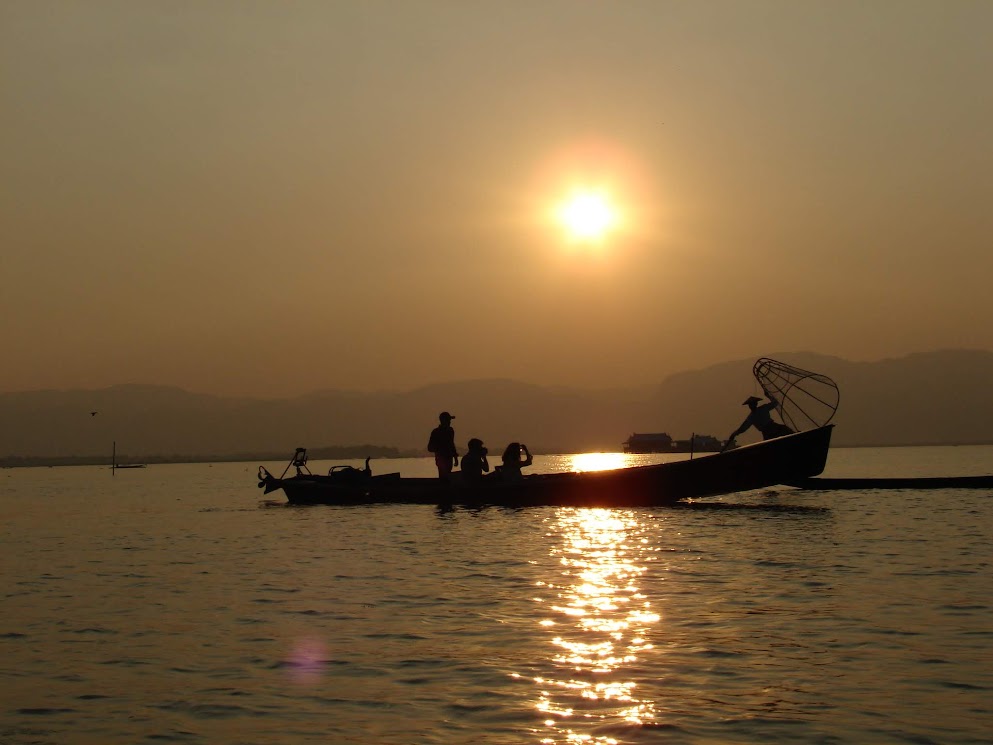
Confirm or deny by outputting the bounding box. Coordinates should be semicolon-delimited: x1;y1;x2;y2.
112;440;116;476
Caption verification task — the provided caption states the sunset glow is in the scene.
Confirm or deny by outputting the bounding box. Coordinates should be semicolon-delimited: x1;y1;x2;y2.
3;4;989;403
2;6;992;745
557;190;618;242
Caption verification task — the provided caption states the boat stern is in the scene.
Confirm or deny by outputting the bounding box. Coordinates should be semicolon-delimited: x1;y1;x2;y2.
257;467;284;495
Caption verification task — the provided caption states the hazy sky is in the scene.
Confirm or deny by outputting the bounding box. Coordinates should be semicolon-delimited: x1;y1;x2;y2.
3;1;991;397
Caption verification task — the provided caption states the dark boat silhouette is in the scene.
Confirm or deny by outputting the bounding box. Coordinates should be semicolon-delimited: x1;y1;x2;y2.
254;357;991;504
790;474;993;490
257;426;834;507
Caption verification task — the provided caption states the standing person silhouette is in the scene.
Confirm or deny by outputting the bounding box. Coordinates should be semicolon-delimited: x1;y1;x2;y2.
724;388;793;449
427;411;459;481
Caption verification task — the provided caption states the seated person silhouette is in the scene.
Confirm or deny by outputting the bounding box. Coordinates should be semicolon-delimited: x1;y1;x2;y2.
724;389;793;449
496;442;533;481
460;438;490;482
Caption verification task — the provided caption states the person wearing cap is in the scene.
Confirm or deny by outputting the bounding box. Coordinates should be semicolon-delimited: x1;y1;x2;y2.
723;388;793;450
459;438;490;483
427;411;459;481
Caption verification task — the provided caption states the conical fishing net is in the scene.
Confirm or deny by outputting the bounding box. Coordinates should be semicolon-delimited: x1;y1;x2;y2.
753;358;840;431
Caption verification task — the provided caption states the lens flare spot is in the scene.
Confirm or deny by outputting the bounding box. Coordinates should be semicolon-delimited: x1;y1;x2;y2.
284;637;327;685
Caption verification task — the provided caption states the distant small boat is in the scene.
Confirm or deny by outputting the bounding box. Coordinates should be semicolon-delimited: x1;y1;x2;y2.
110;441;146;471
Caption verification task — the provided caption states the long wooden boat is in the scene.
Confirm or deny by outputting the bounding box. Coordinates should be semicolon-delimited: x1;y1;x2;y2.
256;425;834;507
790;474;993;490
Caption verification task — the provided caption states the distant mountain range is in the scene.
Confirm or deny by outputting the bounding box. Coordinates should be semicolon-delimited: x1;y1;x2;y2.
2;349;993;464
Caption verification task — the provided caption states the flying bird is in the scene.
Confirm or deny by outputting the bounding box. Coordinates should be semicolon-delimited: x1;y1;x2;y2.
90;411;98;416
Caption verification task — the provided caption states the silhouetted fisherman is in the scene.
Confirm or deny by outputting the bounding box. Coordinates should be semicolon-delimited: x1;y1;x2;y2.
724;389;793;449
427;411;459;481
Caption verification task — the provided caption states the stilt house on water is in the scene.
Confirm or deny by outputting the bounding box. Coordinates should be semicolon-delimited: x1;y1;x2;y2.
623;432;724;454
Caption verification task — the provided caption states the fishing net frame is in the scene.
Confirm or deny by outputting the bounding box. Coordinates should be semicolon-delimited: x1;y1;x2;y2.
752;357;840;431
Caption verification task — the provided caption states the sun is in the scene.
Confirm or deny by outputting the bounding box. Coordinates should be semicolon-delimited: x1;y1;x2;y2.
557;190;618;242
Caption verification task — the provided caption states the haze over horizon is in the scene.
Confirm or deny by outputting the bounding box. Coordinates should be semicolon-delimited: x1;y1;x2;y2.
4;2;991;398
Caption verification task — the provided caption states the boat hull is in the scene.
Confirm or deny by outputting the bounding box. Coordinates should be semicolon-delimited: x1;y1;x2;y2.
790;474;993;490
258;425;834;507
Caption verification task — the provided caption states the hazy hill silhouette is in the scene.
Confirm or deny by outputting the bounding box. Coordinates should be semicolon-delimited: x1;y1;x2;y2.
642;350;993;447
2;350;992;462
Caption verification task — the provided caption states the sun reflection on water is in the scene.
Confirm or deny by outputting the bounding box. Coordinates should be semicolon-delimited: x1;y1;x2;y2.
529;509;661;743
568;452;631;473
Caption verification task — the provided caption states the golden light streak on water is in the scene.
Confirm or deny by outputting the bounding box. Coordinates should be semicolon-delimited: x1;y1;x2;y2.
568;452;631;473
531;508;661;743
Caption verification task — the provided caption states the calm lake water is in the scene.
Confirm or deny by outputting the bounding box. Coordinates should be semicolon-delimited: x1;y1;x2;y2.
2;446;991;744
